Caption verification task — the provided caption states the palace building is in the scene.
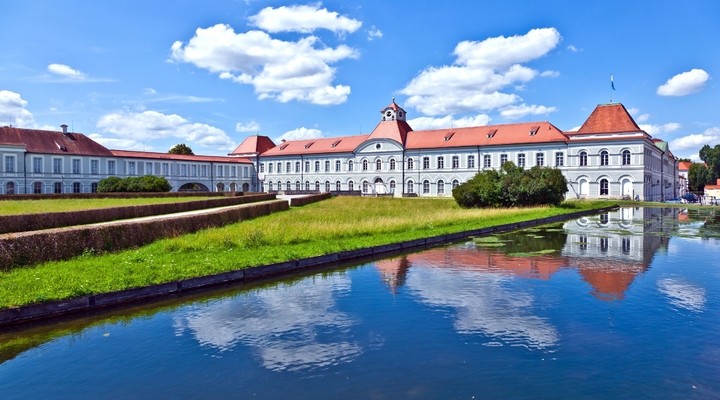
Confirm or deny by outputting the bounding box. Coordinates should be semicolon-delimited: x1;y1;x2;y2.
2;100;679;200
231;100;679;201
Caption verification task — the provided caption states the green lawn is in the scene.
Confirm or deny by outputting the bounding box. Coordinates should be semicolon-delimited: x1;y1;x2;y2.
0;197;218;216
0;197;616;309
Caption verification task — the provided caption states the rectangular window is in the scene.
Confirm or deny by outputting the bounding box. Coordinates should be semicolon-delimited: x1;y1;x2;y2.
536;152;544;166
555;152;564;167
325;160;330;172
259;163;265;173
483;154;491;168
128;161;136;175
296;161;301;173
162;163;169;176
452;156;459;169
437;156;444;169
467;155;475;169
217;165;223;177
201;165;207;177
277;162;282;173
181;164;188;176
335;160;341;172
267;163;273;174
315;161;320;172
108;160;116;175
73;182;81;193
518;153;526;167
91;159;99;175
192;165;198;177
4;156;15;173
72;159;81;174
305;161;310;172
33;157;42;173
53;158;62;174
145;162;152;175
423;157;430;169
54;182;62;194
231;166;236;177
500;154;508;166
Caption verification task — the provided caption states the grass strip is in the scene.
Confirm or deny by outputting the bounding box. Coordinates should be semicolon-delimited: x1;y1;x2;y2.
0;196;218;216
0;197;616;309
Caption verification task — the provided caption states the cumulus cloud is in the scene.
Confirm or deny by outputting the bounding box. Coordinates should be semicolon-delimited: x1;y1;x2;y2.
566;44;580;53
47;63;87;80
657;69;710;96
401;27;561;116
500;104;557;120
670;127;720;151
249;4;361;34
408;114;491;130
96;110;236;151
657;278;706;312
539;70;559;78
170;24;358;105
235;120;260;133
0;90;35;127
635;113;650;123
639;122;681;136
367;26;383;41
275;127;324;142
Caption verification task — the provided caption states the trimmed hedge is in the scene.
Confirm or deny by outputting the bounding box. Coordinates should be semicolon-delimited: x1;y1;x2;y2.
0;193;276;234
0;192;235;202
0;200;289;269
290;192;332;207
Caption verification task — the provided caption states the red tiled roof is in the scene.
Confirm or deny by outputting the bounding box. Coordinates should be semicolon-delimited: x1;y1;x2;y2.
576;103;642;134
678;161;692;171
259;134;369;157
366;120;413;145
406;121;567;150
111;150;252;164
230;135;276;156
0;126;113;156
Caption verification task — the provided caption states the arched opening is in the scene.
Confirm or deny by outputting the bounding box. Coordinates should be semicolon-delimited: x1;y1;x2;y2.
579;179;589;196
5;182;15;195
599;178;609;196
621;178;633;197
229;183;237;192
242;183;250;192
179;182;210;192
216;182;225;192
374;177;385;194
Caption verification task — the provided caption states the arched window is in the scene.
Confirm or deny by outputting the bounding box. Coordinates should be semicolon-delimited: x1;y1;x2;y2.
5;182;15;195
348;180;354;191
336;181;341;191
268;181;273;191
53;182;62;194
407;180;414;194
376;159;382;171
295;181;301;191
286;181;291;191
315;181;320;191
91;182;98;193
579;151;588;166
437;180;445;195
229;183;237;192
407;158;414;170
33;181;42;194
600;150;609;166
622;149;631;165
305;181;310;191
325;181;331;192
362;180;369;193
362;159;368;171
452;179;459;190
389;180;396;193
216;182;225;192
600;178;609;195
348;160;354;171
73;182;81;193
423;180;430;194
389;158;396;170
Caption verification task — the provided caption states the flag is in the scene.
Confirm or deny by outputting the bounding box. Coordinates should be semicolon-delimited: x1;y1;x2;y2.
611;74;616;91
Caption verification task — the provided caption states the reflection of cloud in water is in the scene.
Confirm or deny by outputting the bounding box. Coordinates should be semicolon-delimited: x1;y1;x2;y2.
173;275;362;371
407;268;558;350
657;277;706;312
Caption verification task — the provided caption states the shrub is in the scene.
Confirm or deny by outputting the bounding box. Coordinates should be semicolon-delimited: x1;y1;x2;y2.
98;175;172;193
453;162;568;208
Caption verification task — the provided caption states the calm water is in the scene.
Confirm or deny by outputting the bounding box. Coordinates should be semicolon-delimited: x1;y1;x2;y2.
1;207;720;399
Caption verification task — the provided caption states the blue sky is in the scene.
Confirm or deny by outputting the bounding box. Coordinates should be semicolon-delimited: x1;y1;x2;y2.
1;1;718;160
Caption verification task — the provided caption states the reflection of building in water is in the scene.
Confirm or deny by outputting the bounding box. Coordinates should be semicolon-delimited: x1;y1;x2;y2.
374;207;678;301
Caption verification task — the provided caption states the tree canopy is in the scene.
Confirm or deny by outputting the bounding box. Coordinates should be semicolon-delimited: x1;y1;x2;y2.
452;162;568;208
687;144;720;191
98;175;172;192
168;143;194;155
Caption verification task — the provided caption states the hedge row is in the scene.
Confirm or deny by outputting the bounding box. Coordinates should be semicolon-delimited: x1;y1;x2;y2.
0;199;289;269
289;192;332;207
0;193;276;234
0;192;238;202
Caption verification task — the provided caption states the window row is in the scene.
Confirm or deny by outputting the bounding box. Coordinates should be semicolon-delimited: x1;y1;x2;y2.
264;179;462;195
578;150;632;167
3;181;96;194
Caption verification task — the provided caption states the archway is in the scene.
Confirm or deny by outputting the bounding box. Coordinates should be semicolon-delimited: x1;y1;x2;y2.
178;182;210;192
242;183;250;192
621;178;633;197
374;178;386;194
579;179;589;196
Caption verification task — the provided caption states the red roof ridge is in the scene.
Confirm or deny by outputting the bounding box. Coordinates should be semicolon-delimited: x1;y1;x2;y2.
576;103;643;135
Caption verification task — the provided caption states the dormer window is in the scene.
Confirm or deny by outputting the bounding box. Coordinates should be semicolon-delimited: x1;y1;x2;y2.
444;132;455;141
529;126;540;136
486;129;497;139
304;142;315;149
279;143;289;150
331;139;341;148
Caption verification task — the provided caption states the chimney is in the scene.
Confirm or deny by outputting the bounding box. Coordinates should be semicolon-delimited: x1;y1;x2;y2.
61;124;68;134
281;139;286;143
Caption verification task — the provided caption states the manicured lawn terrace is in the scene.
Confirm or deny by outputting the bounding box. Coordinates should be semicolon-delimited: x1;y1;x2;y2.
0;197;218;216
0;197;616;309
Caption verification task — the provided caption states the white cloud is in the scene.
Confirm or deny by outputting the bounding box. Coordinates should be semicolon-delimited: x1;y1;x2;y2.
567;45;580;53
636;113;650;123
87;135;149;151
657;278;706;312
249;4;361;34
367;26;383;41
48;63;86;80
401;27;561;116
275;127;324;142
0;90;35;127
235;120;260;133
669;127;720;151
408;114;491;130
96;110;236;151
539;70;559;78
144;88;157;95
171;24;358;105
639;122;681;136
657;69;710;96
500;103;557;120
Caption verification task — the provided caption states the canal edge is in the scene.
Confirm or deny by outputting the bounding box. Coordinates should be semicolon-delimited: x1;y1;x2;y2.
0;205;618;328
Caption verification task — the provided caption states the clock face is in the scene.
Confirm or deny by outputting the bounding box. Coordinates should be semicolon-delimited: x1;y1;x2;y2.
386;111;392;117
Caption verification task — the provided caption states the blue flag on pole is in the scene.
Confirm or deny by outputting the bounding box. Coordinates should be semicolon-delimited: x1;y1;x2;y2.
611;74;615;91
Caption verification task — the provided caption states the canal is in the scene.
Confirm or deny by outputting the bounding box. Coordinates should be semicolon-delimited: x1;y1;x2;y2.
1;207;719;399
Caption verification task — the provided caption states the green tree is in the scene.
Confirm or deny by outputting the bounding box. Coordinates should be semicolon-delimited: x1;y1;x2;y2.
97;175;171;192
688;163;709;192
168;143;194;155
699;144;720;182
